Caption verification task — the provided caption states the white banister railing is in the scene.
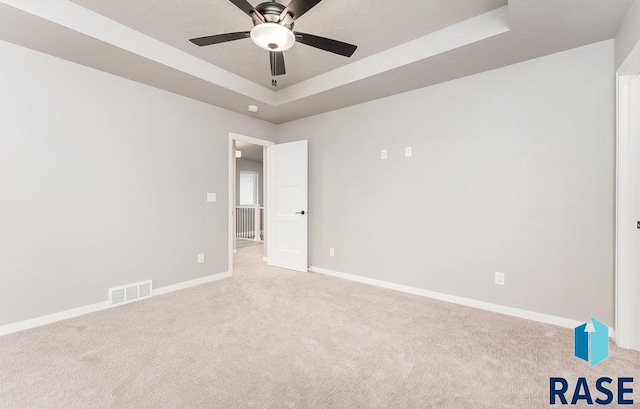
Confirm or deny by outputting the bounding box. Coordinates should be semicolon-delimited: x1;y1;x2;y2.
235;205;264;241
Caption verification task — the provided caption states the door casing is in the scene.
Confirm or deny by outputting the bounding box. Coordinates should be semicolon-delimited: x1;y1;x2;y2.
228;132;274;275
615;39;640;350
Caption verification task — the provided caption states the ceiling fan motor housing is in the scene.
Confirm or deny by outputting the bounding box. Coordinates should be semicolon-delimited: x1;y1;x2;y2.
254;2;294;29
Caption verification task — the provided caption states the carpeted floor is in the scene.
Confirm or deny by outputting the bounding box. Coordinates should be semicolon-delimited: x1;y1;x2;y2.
1;246;639;408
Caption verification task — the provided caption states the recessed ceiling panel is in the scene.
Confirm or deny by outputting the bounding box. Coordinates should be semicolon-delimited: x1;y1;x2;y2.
0;0;634;124
69;0;507;89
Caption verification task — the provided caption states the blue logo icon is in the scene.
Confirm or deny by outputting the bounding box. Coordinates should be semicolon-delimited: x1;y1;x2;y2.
574;317;609;367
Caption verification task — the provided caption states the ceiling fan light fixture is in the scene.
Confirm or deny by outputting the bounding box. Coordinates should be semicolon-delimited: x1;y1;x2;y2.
250;23;295;52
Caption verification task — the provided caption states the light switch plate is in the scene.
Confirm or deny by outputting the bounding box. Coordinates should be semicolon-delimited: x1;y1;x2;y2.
495;272;505;285
207;193;217;203
380;149;388;160
329;248;335;257
405;146;412;157
198;254;205;264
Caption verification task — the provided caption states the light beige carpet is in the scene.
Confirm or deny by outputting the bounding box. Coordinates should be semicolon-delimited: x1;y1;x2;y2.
1;246;639;408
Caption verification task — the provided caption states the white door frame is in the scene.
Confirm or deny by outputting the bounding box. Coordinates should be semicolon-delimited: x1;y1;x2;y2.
615;40;640;351
228;132;274;275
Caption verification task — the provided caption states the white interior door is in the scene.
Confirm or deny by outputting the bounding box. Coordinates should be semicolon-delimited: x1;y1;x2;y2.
267;140;308;272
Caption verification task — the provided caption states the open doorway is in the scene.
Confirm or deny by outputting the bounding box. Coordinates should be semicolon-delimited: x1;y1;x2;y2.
228;133;273;275
227;134;309;275
235;141;264;251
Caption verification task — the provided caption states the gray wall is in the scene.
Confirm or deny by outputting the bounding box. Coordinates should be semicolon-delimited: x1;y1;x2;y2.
277;40;615;325
615;0;640;70
0;40;276;326
0;37;618;328
235;159;264;206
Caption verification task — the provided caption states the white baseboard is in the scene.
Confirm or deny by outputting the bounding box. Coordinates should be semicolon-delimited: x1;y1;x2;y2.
152;271;231;296
0;271;230;337
309;266;615;337
0;301;111;338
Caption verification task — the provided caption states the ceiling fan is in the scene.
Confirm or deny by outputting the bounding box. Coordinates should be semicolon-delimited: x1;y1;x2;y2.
189;0;358;78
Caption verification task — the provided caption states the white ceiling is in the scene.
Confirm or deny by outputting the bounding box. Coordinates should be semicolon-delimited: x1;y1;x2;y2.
0;0;633;124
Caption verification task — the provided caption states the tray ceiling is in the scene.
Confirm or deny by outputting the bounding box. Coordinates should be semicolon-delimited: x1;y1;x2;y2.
0;0;633;123
68;0;507;89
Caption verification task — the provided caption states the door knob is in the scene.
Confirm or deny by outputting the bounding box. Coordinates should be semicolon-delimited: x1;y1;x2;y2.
295;210;306;215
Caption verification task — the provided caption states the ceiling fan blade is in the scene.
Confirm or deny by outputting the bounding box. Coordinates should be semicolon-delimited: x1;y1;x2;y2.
229;0;266;22
228;0;257;16
294;32;357;57
189;31;250;47
270;51;286;76
280;0;323;21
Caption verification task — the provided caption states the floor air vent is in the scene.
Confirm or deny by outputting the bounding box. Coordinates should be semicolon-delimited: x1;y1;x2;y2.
109;280;153;306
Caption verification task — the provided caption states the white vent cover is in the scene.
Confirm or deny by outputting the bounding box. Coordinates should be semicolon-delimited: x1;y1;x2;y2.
138;281;151;298
109;280;153;306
